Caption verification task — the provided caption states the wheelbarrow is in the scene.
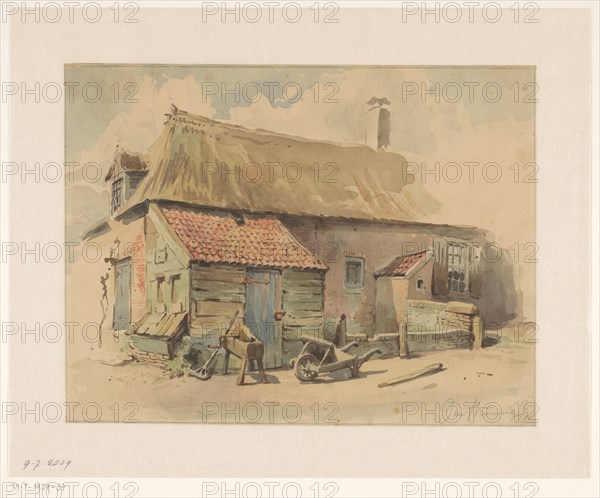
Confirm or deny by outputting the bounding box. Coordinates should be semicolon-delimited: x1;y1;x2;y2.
290;335;382;382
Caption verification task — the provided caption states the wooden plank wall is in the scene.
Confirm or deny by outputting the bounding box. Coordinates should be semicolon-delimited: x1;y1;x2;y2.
145;215;189;314
190;263;246;341
282;269;325;341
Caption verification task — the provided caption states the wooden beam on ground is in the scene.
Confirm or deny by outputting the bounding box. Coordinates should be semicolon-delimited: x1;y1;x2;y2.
377;363;444;388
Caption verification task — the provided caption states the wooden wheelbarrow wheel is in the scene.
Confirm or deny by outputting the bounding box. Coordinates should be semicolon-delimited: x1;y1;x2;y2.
294;353;319;382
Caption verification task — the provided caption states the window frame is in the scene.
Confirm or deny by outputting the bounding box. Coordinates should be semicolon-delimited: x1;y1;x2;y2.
416;276;425;291
447;242;469;295
111;177;124;214
344;256;365;289
170;273;181;304
156;276;165;304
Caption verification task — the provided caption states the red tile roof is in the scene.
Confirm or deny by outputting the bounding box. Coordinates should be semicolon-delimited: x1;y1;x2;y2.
161;206;326;271
374;250;429;278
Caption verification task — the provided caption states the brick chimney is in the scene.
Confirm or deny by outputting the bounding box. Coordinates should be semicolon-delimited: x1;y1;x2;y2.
365;97;391;151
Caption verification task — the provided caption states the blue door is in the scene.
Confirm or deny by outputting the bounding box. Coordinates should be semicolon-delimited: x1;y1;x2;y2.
245;270;282;368
114;258;131;330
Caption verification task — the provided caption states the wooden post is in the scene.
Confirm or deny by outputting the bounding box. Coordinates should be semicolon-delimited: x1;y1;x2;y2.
236;355;248;386
399;321;409;358
472;316;485;349
223;350;230;375
336;314;347;347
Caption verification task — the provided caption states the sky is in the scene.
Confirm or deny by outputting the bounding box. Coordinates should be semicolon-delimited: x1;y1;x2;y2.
65;65;535;253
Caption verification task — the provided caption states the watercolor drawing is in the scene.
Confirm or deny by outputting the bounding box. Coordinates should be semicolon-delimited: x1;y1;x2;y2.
66;65;535;424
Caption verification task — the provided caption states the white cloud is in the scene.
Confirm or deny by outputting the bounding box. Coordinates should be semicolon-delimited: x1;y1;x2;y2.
66;68;535;249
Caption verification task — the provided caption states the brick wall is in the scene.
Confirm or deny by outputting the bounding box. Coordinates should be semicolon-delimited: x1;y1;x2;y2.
439;309;473;331
407;300;478;352
132;349;169;368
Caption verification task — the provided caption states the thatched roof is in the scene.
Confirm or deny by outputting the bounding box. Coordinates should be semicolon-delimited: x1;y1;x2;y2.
116;107;439;222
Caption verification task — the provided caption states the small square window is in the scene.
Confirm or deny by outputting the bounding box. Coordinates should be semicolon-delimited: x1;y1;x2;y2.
344;257;365;289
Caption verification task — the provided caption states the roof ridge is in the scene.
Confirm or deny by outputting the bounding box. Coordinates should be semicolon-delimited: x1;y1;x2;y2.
113;105;444;224
401;249;430;257
169;106;387;151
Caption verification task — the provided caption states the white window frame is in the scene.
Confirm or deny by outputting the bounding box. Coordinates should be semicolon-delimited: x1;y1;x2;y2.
447;242;469;294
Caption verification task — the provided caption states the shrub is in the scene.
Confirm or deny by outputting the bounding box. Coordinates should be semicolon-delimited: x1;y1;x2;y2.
165;336;200;377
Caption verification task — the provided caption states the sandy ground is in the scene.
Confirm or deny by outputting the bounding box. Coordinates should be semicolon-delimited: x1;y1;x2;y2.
65;229;535;426
66;333;535;426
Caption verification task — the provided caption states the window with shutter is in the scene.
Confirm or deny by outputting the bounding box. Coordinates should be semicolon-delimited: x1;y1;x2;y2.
433;238;482;298
469;244;483;298
432;238;449;296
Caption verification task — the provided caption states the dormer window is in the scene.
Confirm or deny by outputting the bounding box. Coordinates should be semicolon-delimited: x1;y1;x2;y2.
111;177;124;214
105;145;148;217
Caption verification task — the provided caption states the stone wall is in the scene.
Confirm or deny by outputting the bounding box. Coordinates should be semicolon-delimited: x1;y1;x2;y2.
439;310;474;331
283;215;509;335
407;300;476;331
406;299;479;352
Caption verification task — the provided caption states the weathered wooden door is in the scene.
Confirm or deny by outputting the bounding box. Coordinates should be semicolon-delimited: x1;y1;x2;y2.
245;270;282;368
114;258;131;330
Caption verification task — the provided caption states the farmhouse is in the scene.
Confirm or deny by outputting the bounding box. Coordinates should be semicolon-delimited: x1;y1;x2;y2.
86;106;515;368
